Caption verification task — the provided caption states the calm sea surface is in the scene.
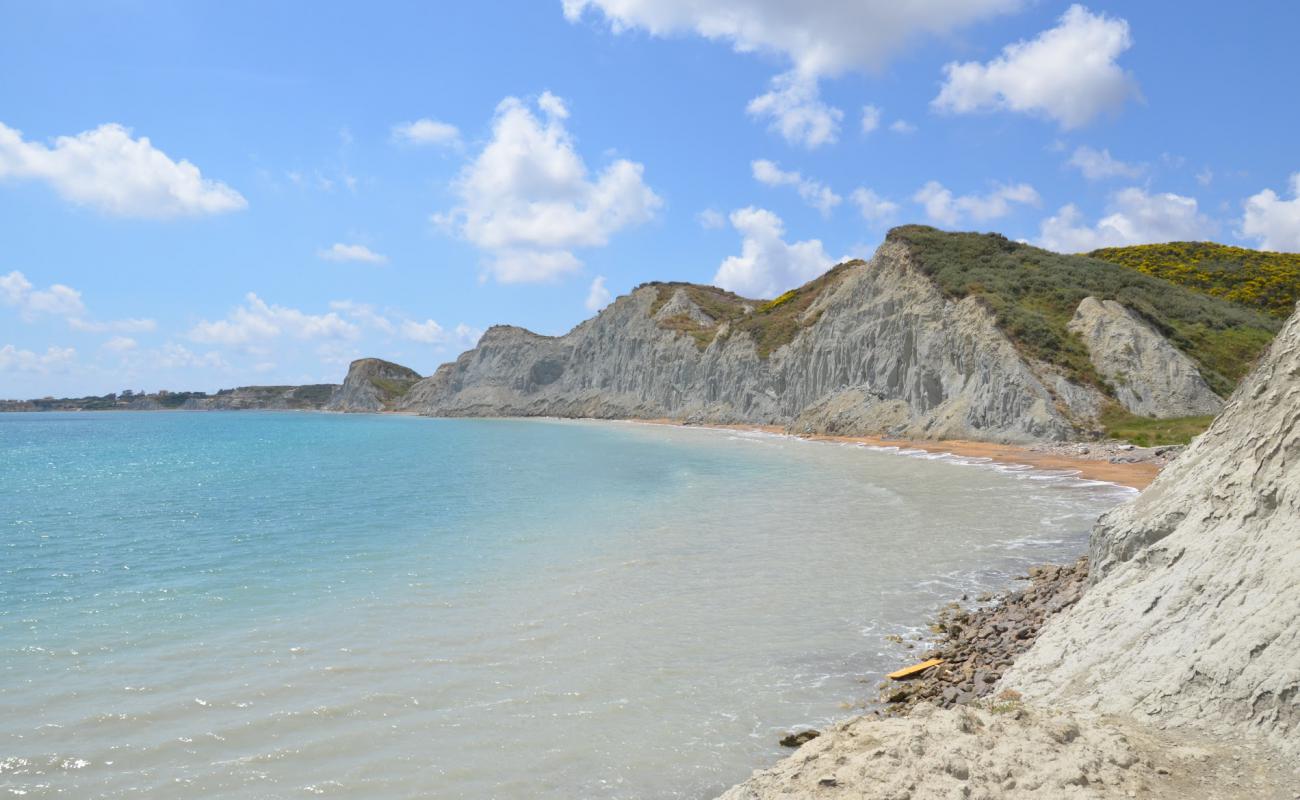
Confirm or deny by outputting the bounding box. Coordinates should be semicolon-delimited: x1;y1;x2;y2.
0;412;1132;798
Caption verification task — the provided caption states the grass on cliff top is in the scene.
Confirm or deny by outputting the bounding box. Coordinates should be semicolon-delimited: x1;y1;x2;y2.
889;226;1280;397
1088;241;1300;318
1100;406;1215;447
370;377;418;400
645;260;861;357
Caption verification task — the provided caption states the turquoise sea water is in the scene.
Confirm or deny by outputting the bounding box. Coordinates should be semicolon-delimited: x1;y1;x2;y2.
0;412;1132;798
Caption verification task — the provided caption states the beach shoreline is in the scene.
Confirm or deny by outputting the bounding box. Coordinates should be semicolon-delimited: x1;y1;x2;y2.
629;418;1162;491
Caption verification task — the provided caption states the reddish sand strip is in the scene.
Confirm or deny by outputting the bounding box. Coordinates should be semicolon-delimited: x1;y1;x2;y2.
635;419;1159;491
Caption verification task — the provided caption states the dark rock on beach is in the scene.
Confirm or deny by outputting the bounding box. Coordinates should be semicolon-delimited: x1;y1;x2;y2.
779;730;821;748
880;557;1090;714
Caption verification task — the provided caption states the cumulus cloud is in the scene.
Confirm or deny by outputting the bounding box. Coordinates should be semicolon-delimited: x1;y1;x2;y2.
318;242;388;264
1067;146;1144;180
0;122;246;218
697;208;727;230
188;293;359;347
563;0;1023;76
889;119;917;134
933;5;1138;129
328;300;397;334
913;181;1040;227
433;92;661;283
713;207;833;298
746;72;843;149
1037;187;1214;252
400;319;447;344
0;272;85;320
751;159;841;215
851;187;899;224
154;343;229;370
585;275;612;312
861;105;882;134
564;2;1024;145
1240;173;1300;252
391;118;461;147
102;336;138;352
1;270;155;333
401;319;482;350
68;317;156;333
0;344;76;373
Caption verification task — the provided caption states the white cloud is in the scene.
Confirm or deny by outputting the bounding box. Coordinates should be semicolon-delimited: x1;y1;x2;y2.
449;323;483;350
746;72;843;149
1037;187;1214;252
850;187;899;224
1240;173;1300;252
585;275;612;312
68;317;156;333
433;93;661;283
188;293;359;347
391;118;461;147
154;343;229;370
1196;167;1214;187
0;122;246;218
537;91;569;119
889;119;916;134
400;319;447;344
2;270;155;334
861;105;882;134
933;5;1138;129
713;207;832;298
329;300;396;334
563;0;1023;76
751;159;841;215
0;344;76;373
913;181;1040;227
400;319;481;350
102;336;137;353
1067;146;1144;180
1;271;85;319
697;208;727;230
318;242;388;264
564;2;1023;146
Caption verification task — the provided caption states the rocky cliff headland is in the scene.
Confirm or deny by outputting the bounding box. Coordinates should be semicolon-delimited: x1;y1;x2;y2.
362;227;1276;446
720;301;1300;798
8;228;1279;454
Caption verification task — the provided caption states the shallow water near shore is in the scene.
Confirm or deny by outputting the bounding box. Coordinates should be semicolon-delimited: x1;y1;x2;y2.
0;412;1132;799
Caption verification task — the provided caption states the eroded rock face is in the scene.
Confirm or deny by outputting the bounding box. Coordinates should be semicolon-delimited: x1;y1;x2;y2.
325;358;422;412
1002;303;1300;757
398;241;1099;442
1067;297;1222;418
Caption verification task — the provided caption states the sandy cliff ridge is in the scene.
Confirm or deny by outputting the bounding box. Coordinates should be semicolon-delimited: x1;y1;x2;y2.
372;230;1271;444
720;302;1300;798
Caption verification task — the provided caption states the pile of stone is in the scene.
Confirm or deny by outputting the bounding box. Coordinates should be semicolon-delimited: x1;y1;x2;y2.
1027;440;1185;466
881;558;1090;713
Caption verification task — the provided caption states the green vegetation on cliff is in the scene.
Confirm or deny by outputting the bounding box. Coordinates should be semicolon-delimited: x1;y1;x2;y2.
1099;407;1215;447
1088;241;1300;318
890;226;1280;397
646;260;859;357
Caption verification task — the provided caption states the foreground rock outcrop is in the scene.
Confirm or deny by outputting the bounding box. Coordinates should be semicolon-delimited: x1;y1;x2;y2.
1003;302;1300;755
396;231;1263;443
722;303;1300;798
722;702;1295;800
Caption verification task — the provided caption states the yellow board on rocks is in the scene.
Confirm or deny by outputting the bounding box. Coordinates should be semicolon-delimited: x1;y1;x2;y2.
887;659;943;681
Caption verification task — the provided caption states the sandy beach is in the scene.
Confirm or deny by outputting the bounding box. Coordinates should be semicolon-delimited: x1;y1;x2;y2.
636;419;1161;490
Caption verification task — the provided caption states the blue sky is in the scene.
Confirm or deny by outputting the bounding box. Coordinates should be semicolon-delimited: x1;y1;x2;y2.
3;1;1299;398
